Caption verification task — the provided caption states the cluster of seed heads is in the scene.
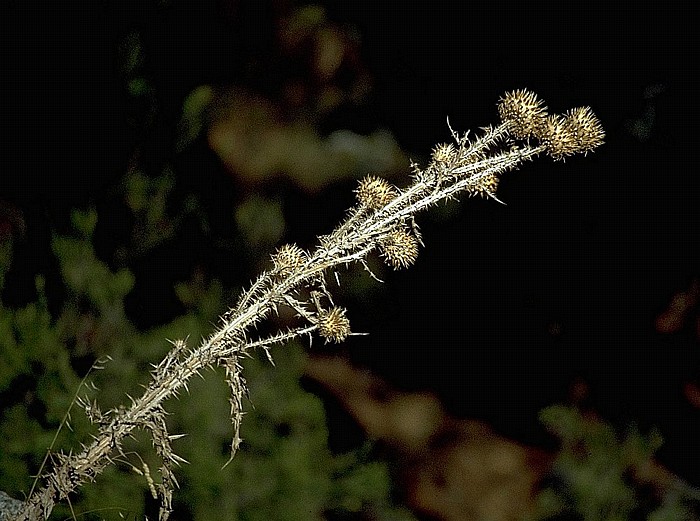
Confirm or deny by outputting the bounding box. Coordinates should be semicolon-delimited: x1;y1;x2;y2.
14;90;603;521
498;89;605;159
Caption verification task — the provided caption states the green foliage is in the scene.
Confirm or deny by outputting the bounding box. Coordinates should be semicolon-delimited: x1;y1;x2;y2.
119;169;206;262
0;187;415;519
0;267;89;491
118;31;153;100
0;209;143;517
167;342;413;521
534;405;693;521
176;85;214;152
235;195;286;253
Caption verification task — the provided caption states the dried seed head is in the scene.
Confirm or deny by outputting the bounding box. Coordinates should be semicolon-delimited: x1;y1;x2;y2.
272;244;307;276
317;307;351;343
498;89;548;139
431;143;456;164
379;229;419;270
538;114;578;161
562;106;605;154
355;176;397;210
468;173;500;198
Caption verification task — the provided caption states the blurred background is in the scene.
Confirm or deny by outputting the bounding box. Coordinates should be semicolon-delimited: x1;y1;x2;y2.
1;2;698;520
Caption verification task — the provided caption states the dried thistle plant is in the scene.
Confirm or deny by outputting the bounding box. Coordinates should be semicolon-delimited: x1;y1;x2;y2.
13;90;604;521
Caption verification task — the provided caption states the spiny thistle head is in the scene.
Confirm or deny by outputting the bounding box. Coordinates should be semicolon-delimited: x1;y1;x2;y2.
379;228;419;270
538;114;577;160
562;106;605;154
498;89;548;139
468;172;500;198
536;107;604;161
271;243;307;275
317;307;351;343
431;143;456;164
355;175;397;210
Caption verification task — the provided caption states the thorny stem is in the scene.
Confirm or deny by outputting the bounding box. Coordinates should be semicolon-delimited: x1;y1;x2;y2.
14;90;603;520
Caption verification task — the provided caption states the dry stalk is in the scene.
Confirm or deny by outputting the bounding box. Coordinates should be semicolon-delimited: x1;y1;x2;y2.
13;90;604;521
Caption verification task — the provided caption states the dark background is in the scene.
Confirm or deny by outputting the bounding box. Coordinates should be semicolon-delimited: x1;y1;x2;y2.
2;1;698;485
